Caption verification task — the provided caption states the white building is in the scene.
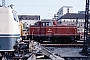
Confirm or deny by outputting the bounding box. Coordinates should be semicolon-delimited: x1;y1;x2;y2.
58;13;90;40
18;15;40;28
57;6;73;20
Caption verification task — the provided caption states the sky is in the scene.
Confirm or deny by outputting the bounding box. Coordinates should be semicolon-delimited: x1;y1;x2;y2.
0;0;86;19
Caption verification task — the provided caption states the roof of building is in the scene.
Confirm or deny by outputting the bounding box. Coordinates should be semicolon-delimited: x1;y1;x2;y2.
40;19;55;22
18;15;40;20
60;13;90;19
62;6;73;8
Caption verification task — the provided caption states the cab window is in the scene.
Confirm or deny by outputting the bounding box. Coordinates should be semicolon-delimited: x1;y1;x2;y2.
12;10;19;22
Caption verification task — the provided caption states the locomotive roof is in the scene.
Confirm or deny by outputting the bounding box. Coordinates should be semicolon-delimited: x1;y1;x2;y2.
57;24;76;27
60;13;90;19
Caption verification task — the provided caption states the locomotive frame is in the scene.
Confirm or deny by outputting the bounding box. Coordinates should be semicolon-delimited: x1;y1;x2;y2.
27;21;80;44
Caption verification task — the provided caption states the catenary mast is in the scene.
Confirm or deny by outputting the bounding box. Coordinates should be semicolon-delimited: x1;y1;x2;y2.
82;0;90;55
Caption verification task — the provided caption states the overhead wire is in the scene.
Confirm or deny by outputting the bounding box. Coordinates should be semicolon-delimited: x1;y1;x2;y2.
14;4;85;6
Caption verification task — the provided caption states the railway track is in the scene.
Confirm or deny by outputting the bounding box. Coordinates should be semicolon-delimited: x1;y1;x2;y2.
41;44;84;47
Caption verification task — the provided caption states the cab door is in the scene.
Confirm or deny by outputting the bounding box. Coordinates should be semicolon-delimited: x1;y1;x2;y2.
40;22;46;36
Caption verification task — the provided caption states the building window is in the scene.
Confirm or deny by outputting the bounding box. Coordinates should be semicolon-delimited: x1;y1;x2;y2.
81;36;82;39
32;18;34;20
25;18;27;20
68;19;70;22
81;24;82;26
36;18;38;20
29;18;31;20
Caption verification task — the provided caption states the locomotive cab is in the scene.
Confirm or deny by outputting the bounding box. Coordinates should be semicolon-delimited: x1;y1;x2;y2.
35;21;54;27
0;6;20;51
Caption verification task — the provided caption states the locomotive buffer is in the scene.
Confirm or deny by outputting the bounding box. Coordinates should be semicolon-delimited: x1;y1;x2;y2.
81;0;90;55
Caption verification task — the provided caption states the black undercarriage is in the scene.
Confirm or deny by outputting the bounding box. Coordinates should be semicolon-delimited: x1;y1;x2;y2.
26;35;80;44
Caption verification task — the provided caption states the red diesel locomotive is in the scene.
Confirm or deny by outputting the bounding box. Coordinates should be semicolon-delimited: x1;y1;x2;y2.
28;20;80;43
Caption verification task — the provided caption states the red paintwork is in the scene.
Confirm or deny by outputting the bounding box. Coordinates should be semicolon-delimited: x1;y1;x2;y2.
30;25;77;36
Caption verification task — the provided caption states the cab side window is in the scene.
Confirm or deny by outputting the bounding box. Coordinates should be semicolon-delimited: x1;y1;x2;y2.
12;10;19;22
